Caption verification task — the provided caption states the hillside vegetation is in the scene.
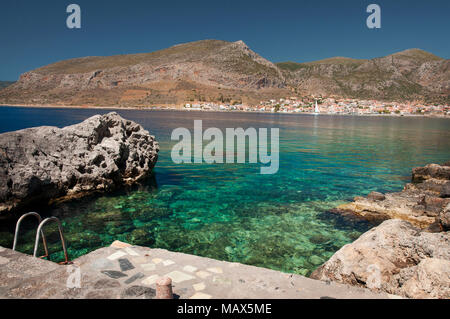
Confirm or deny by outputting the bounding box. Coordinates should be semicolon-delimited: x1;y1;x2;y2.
0;41;448;106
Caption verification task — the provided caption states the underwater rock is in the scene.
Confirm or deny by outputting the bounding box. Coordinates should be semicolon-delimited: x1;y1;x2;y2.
310;219;450;299
65;232;103;250
0;112;159;216
309;255;323;266
333;161;450;229
127;228;155;246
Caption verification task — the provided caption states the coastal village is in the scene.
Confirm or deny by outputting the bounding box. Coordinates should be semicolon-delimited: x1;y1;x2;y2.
183;96;450;116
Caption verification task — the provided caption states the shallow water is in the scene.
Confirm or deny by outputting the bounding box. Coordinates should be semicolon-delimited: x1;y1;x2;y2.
1;107;449;276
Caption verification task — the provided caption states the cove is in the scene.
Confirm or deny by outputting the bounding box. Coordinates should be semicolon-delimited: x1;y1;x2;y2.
0;107;449;276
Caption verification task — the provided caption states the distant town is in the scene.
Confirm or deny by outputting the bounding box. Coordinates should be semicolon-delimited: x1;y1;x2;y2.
182;96;450;116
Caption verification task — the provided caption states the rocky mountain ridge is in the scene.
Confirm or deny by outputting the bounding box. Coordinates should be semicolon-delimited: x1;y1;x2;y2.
278;48;449;103
0;40;448;106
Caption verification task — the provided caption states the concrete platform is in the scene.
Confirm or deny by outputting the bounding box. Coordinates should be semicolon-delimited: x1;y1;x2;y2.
0;242;397;299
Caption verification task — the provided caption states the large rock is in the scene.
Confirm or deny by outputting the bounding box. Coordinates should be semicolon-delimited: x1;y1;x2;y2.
412;163;450;183
401;258;450;299
310;219;450;298
0;112;159;216
438;203;450;231
333;162;450;228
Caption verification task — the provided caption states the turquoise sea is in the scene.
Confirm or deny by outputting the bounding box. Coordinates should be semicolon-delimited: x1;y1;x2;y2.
1;107;449;276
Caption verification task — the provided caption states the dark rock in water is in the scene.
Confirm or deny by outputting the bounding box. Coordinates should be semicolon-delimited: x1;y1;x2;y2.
101;270;128;279
0;112;159;216
367;191;386;201
126;228;155;246
118;258;135;272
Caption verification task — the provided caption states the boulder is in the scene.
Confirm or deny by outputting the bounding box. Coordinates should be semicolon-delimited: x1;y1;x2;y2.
412;163;450;183
367;191;386;201
0;112;159;216
438;204;450;231
440;182;450;198
401;258;450;299
310;219;450;298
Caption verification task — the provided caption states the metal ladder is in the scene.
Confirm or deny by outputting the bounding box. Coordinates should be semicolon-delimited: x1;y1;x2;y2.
13;212;71;265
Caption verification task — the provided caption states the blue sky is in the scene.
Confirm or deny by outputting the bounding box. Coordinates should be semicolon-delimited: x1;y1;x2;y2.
1;0;449;80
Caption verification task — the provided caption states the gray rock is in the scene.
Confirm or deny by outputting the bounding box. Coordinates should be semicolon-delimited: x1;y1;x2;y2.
100;270;128;279
93;278;121;289
438;204;450;231
0;112;159;215
121;285;156;299
367;191;386;201
89;258;115;270
118;258;135;272
124;272;145;285
310;219;450;299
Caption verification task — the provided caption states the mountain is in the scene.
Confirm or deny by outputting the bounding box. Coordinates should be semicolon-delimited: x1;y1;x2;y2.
0;81;15;90
277;49;449;104
0;41;448;107
0;40;289;106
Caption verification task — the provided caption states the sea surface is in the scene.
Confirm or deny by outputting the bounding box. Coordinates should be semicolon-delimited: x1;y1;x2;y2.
1;107;450;276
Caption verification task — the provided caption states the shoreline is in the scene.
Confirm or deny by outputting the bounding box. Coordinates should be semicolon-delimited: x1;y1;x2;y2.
0;242;393;299
1;103;449;119
0;110;448;298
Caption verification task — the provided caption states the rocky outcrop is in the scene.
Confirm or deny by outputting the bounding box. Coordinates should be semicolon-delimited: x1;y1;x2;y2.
0;112;159;216
333;162;450;229
310;219;450;299
314;161;450;298
439;203;450;231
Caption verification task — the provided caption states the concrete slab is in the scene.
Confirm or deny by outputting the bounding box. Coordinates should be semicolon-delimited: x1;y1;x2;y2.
0;243;398;299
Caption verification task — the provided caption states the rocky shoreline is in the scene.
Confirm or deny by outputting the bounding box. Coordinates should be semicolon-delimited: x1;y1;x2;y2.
311;161;450;299
0;112;159;217
332;162;450;230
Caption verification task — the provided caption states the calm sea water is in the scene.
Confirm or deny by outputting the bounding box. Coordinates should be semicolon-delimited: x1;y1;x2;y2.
1;107;450;275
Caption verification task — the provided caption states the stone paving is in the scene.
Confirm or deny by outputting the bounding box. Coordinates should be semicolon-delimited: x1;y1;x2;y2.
0;242;400;299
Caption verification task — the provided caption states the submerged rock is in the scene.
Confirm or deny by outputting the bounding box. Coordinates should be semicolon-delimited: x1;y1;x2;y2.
0;112;159;216
332;161;450;229
310;219;450;299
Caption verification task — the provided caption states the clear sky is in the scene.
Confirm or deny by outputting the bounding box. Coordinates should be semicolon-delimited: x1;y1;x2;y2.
1;0;449;80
